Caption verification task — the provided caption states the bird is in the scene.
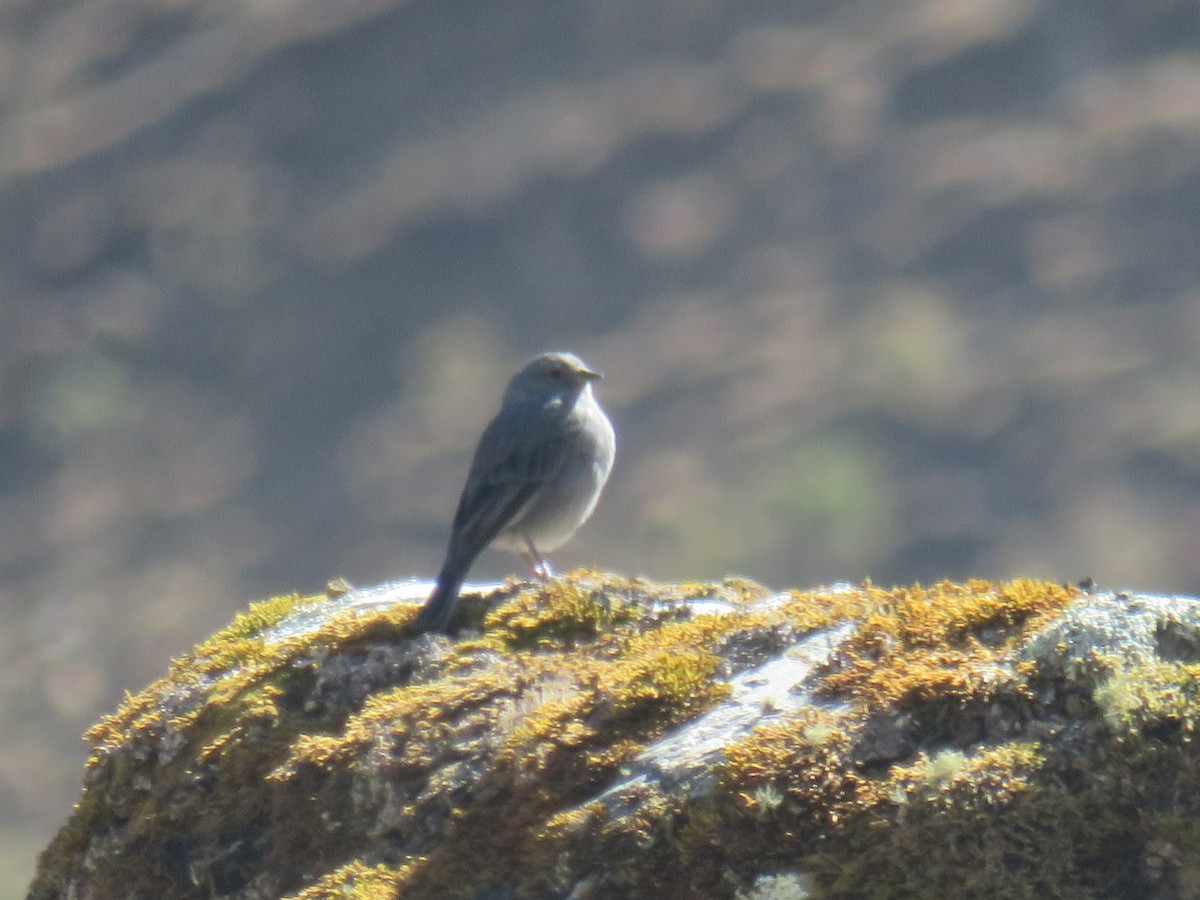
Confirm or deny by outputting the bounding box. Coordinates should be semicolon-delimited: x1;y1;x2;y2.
412;351;616;633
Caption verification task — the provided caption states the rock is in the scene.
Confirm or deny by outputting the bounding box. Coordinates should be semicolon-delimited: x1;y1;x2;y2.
27;575;1200;899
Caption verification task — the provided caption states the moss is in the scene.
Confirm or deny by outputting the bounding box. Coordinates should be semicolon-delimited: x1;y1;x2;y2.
711;723;1140;897
816;579;1076;708
1095;660;1200;738
681;582;1200;899
527;579;1200;898
271;662;535;779
736;871;813;900
599;620;733;723
32;577;1200;900
282;861;412;899
719;709;869;835
34;572;765;899
480;572;642;650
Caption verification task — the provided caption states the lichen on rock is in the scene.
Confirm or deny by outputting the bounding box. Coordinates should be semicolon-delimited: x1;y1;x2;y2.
27;576;1200;898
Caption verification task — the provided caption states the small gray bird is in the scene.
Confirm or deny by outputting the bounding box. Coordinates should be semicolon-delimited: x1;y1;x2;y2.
412;351;616;633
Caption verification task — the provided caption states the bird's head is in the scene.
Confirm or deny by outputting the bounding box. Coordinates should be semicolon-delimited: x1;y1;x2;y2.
504;351;603;405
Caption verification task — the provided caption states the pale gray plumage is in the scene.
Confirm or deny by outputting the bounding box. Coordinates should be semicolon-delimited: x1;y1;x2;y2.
413;351;616;633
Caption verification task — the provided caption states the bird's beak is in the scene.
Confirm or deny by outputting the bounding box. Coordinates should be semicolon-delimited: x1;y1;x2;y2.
580;366;603;381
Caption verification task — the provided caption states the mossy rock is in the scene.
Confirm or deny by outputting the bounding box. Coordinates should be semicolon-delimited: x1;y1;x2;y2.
27;576;1200;898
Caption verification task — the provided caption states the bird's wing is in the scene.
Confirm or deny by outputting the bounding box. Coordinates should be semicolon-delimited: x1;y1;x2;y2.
446;405;569;560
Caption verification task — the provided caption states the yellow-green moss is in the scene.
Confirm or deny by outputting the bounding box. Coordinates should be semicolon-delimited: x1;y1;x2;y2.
86;591;328;759
209;575;748;897
719;708;867;831
34;577;1200;900
1095;660;1200;737
600;619;733;721
514;579;1200;898
283;860;413;899
479;573;639;649
709;717;1157;897
815;579;1077;710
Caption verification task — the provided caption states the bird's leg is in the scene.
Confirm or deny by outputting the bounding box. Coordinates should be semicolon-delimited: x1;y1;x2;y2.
523;536;553;580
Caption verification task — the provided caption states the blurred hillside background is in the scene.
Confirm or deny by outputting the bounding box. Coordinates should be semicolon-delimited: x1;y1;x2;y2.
4;0;1200;891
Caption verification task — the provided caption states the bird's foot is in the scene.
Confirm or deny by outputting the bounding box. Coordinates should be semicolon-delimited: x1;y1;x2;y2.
522;538;554;580
522;556;554;580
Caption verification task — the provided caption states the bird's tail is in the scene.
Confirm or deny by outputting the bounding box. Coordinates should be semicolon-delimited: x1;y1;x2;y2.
411;568;466;633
